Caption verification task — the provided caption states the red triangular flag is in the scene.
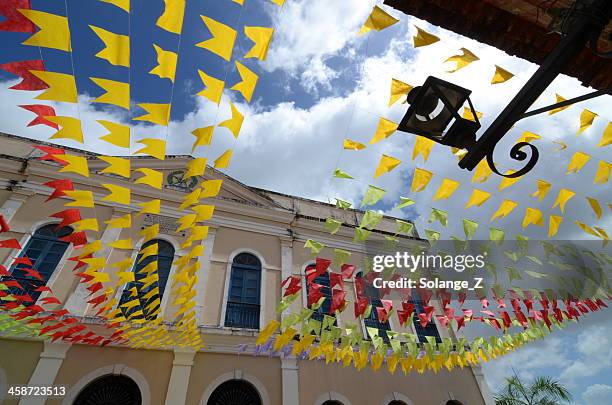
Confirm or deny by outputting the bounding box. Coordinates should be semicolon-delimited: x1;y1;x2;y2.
0;60;47;90
0;238;21;249
35;146;67;165
50;209;81;228
19;104;59;129
0;0;35;33
0;214;9;232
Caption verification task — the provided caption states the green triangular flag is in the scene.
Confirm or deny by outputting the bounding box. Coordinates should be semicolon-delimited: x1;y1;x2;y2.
354;227;372;242
335;198;352;210
396;219;414;235
304;239;325;255
463;218;479;239
425;229;440;245
333;248;351;266
489;227;505;243
360;210;383;229
333;168;354;179
325;217;342;234
393;197;415;210
361;185;386;206
429;208;448;226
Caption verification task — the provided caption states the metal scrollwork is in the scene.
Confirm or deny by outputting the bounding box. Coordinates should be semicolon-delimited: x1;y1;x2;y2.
486;141;539;178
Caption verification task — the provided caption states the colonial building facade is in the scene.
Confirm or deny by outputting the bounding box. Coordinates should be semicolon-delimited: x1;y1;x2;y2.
0;133;491;405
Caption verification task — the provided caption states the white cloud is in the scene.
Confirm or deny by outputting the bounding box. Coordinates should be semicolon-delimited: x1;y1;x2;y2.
581;384;612;405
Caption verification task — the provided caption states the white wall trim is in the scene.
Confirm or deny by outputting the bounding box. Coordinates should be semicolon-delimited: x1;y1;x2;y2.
199;370;271;405
220;248;267;330
0;366;7;403
61;364;151;405
314;391;353;405
381;392;415;405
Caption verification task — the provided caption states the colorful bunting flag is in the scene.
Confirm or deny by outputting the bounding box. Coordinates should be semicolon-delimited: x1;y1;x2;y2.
19;9;71;51
90;25;130;67
359;5;398;35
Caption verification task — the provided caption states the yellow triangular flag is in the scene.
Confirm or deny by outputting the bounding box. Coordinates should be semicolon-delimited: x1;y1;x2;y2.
411;167;433;192
102;183;131;204
230;61;258;103
46;116;84;143
156;0;185;34
55;154;89;177
412;136;435;162
389;78;413;106
432;178;460;201
134;168;163;189
359;5;399;35
593;160;611;184
577;109;597;135
140;223;159;242
191;126;215;151
369;117;398;144
490;200;518;222
552;188;575;213
197;70;225;105
522;207;544;228
192;205;214;221
201;180;223;198
598;122;611;147
214;149;233;169
244;26;274;60
413;26;439;47
472;159;492;183
197;16;237;61
233;0;245;5
149;44;177;82
270;0;285;5
30;70;77;103
98;120;130;148
134;103;171;126
99;156;130;178
73;218;99;232
462;107;483;122
109;239;133;250
219;103;244;138
343;138;366;150
530;180;551;201
374;154;401;178
64;190;94;208
91;77;130;109
586;197;602;219
548;94;570;115
517;131;541;144
90;25;130;67
499;172;520;191
19;9;71;51
134;138;166;160
105;213;131;229
575;221;601;238
445;48;479;72
566;151;590;173
548;215;563;238
491;65;514;84
465;189;491;208
137;199;161;215
100;0;130;12
185;158;207;178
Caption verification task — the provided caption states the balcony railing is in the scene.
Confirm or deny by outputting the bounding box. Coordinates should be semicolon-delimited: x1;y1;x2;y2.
225;301;260;330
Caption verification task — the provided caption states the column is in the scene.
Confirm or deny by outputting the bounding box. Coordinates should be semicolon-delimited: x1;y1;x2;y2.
0;190;32;223
164;349;195;405
19;342;70;405
195;227;217;326
471;364;495;405
63;209;129;315
279;238;299;404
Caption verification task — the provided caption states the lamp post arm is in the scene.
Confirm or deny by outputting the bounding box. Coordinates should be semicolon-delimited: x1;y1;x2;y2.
519;89;610;120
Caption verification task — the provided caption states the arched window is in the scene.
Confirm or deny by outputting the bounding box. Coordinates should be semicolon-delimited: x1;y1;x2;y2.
322;401;344;405
225;253;261;329
389;401;408;405
8;224;72;303
208;379;262;405
305;264;334;323
356;272;391;342
119;239;175;320
445;401;465;405
74;374;141;405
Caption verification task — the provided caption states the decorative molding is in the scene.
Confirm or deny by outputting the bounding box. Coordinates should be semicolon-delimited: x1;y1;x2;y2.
199;370;271;405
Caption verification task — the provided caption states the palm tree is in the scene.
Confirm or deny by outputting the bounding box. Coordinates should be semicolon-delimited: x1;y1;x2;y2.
494;375;572;405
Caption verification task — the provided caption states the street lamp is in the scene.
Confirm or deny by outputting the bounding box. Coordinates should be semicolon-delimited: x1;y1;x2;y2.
397;0;611;178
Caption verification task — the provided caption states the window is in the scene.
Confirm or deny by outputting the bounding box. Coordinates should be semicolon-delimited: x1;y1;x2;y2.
74;374;141;405
119;239;174;320
389;401;408;405
322;401;344;405
7;224;72;303
305;264;333;323
207;380;262;405
224;253;261;329
357;272;391;342
412;297;441;343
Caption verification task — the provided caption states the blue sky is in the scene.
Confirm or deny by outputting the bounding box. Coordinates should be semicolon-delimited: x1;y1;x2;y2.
1;1;611;403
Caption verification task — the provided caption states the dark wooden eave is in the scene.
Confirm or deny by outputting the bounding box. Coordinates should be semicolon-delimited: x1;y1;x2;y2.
384;0;612;90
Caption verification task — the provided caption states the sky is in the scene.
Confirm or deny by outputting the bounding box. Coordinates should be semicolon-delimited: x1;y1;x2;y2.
0;0;611;403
